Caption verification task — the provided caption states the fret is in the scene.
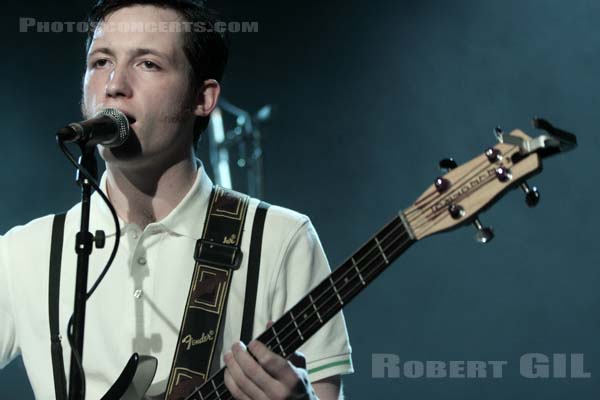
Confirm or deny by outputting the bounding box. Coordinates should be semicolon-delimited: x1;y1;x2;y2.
351;257;366;286
289;297;315;334
195;376;213;400
196;376;216;399
271;308;307;358
271;325;286;357
399;211;415;240
338;250;385;292
185;391;202;400
211;379;221;400
308;294;323;323
289;310;305;341
336;270;359;301
329;276;344;305
272;312;297;349
259;328;274;352
374;237;389;264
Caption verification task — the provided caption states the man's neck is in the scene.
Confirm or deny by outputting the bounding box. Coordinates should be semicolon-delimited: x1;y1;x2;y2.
105;156;199;230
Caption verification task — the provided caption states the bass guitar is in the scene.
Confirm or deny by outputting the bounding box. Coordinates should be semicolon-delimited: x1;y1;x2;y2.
103;118;577;400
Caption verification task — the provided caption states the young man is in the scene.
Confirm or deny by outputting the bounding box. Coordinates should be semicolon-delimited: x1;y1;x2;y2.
0;1;353;399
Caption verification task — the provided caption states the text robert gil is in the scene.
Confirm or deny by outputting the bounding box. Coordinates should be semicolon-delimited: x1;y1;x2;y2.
372;353;591;379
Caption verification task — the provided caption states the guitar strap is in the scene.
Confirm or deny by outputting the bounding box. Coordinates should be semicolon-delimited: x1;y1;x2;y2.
166;186;251;400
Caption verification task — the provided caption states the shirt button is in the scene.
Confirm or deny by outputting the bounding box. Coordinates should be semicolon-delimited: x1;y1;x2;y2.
133;289;143;299
137;257;147;265
132;232;139;240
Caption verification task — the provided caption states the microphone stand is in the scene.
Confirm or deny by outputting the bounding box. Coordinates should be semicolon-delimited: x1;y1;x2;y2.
68;144;102;400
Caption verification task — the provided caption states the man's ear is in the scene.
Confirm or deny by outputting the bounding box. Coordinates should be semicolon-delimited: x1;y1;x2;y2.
193;79;221;117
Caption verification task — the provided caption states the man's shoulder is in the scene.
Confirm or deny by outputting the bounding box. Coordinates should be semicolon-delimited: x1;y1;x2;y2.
245;199;321;258
247;197;311;234
0;214;58;260
221;187;310;228
265;203;310;226
2;213;57;243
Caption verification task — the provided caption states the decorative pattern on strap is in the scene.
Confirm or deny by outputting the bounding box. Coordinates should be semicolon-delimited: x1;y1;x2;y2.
166;186;250;400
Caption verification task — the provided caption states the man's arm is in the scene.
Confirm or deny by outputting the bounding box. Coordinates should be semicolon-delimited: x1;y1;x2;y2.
313;375;343;400
0;235;20;368
224;340;344;400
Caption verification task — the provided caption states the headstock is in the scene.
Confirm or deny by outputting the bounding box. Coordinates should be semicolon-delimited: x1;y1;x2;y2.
402;119;577;242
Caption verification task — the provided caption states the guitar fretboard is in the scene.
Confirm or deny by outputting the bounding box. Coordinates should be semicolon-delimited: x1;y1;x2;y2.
185;214;415;400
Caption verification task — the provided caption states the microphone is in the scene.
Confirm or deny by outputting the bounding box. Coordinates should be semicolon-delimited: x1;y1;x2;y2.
57;108;130;148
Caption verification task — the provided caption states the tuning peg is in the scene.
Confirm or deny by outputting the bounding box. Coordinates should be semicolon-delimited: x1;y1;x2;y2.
495;166;512;182
473;218;494;244
520;181;540;207
448;204;465;219
435;177;451;193
439;158;457;172
485;147;502;163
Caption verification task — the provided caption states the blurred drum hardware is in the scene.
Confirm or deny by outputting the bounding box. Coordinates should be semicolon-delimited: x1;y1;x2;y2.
206;98;272;197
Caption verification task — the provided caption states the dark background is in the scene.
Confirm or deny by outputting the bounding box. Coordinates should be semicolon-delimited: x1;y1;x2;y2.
1;0;598;398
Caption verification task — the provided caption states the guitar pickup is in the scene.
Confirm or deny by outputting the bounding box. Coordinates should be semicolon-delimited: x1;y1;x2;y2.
194;239;243;270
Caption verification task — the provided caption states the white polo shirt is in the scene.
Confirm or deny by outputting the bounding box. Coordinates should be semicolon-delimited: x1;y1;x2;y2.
0;168;353;399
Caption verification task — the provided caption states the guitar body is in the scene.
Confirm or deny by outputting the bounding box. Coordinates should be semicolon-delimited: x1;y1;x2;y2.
100;354;157;400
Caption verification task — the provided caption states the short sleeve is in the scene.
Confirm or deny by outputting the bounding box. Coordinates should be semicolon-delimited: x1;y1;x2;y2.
0;234;20;369
269;218;354;382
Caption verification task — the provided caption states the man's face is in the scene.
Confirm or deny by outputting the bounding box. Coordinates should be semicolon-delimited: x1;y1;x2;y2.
82;5;197;167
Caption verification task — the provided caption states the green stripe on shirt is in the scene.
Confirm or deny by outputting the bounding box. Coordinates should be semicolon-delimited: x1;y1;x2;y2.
308;359;352;375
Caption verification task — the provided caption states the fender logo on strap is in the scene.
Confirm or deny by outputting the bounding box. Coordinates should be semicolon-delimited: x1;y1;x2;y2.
182;330;215;351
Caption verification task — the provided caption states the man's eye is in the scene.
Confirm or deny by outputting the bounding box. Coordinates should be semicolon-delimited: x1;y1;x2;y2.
141;61;160;70
91;59;109;68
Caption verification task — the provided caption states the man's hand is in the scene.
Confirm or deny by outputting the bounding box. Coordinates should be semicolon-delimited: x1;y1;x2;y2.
223;339;317;400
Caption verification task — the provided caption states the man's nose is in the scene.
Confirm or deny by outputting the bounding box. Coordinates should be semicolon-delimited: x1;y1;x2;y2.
105;65;132;98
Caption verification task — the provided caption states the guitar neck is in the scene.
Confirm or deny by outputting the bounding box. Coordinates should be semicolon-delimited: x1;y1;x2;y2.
185;214;415;400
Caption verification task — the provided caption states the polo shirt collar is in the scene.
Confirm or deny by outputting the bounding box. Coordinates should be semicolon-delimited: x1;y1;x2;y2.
91;165;213;239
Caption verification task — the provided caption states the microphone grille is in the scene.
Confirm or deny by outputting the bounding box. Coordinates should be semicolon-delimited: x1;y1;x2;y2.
97;108;130;147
